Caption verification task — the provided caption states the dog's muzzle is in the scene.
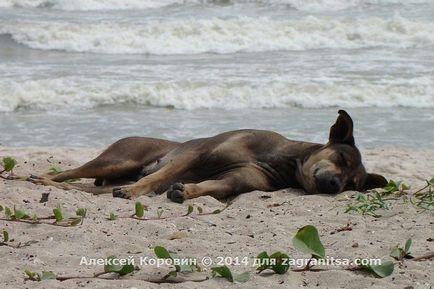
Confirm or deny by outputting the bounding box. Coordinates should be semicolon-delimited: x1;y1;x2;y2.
314;175;342;194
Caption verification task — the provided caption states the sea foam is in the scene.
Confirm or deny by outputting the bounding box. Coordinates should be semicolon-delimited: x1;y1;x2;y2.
1;76;433;112
0;0;432;11
2;15;433;55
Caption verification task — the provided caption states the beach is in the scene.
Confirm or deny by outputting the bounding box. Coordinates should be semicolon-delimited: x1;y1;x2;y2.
1;0;434;288
1;145;433;288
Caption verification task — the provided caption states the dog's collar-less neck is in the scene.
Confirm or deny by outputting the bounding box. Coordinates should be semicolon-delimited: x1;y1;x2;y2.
280;141;323;189
260;141;322;189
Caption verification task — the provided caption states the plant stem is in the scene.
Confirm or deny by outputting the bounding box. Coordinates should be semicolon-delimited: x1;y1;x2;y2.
412;184;430;196
55;274;208;283
0;218;76;227
411;252;434;261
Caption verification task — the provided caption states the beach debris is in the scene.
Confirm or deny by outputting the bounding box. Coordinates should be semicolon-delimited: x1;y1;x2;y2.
330;223;353;234
39;193;50;203
167;231;188;240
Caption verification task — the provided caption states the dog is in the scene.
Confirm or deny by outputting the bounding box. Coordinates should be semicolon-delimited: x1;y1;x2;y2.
29;110;387;203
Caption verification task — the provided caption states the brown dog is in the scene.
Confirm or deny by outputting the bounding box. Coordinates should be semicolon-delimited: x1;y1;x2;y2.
30;110;387;203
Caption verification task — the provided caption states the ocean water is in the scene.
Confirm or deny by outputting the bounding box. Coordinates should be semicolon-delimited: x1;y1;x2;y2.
0;0;433;148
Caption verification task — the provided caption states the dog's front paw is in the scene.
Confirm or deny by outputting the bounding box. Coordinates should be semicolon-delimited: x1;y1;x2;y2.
113;186;135;199
166;183;185;203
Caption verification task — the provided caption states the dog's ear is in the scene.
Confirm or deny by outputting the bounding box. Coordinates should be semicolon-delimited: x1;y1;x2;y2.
329;110;354;146
363;173;388;191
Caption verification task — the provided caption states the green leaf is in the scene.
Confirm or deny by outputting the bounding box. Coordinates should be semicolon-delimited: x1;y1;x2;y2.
48;166;63;174
154;246;194;273
212;209;221;214
197;206;203;214
211;265;250;283
135;202;145;218
390;246;404;260
225;269;250;283
4;207;12;219
53;207;63;223
118;264;135;276
2;230;9;242
108;212;118;220
40;271;56;280
2;157;17;172
404;238;412;253
14;210;27;220
0;205;3;212
383;180;398;193
365;261;394;278
104;256;123;273
24;270;40;281
76;208;87;218
256;251;270;272
256;251;289;274
292;225;325;259
170;252;194;273
186;205;193;216
13;208;28;220
154;246;171;259
70;217;82;226
428;178;434;186
103;256;135;276
212;266;232;281
400;183;410;191
269;252;290;274
391;239;413;260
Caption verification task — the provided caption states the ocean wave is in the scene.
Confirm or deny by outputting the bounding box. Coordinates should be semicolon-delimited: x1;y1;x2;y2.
0;0;432;11
1;15;434;55
1;77;433;112
0;0;186;10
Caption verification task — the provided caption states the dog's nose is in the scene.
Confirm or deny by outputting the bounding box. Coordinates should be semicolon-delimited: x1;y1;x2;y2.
315;176;341;194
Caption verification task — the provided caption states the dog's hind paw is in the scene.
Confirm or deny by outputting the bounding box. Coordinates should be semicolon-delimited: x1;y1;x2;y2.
112;187;132;199
167;183;185;203
27;175;47;185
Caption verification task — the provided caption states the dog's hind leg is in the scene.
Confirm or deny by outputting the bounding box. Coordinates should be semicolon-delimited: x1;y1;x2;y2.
48;137;179;183
28;175;114;195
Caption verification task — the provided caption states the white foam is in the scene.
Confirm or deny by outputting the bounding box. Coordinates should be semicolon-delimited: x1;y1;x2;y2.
0;0;432;11
1;76;433;112
0;0;186;10
2;15;434;55
284;0;434;12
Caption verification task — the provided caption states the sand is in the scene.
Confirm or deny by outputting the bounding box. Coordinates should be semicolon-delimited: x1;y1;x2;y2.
0;145;433;289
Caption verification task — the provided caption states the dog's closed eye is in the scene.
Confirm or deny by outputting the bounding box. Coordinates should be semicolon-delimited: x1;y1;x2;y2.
337;152;352;167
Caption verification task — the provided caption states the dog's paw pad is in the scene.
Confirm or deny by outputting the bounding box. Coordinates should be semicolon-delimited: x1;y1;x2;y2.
170;190;185;203
171;182;184;190
167;184;186;203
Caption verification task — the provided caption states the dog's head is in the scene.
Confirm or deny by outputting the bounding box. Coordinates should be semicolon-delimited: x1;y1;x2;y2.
296;110;387;194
